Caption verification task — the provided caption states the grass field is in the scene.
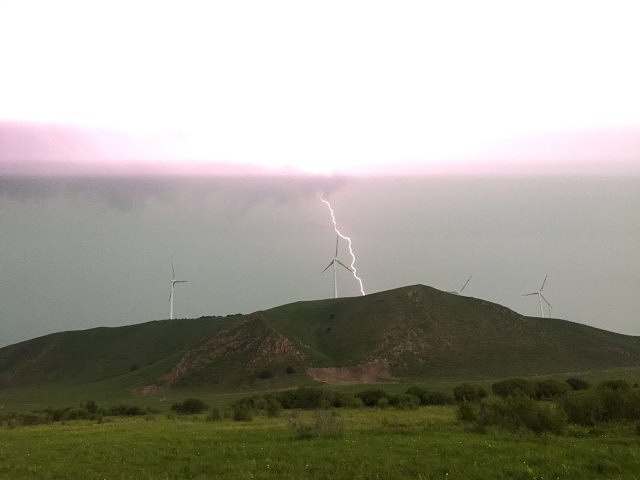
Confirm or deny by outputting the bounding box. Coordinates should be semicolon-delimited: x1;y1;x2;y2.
2;406;640;479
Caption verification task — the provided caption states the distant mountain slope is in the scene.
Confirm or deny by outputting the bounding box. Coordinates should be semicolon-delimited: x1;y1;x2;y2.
262;285;640;380
1;285;639;391
0;316;238;387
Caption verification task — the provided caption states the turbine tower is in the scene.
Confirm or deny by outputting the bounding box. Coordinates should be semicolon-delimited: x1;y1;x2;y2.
169;262;188;320
449;276;472;295
322;234;352;299
522;274;552;318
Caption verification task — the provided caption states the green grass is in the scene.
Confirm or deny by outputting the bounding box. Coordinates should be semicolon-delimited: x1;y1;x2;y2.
0;316;237;388
1;407;640;479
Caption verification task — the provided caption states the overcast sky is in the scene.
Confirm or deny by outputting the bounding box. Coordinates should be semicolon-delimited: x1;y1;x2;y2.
1;1;639;346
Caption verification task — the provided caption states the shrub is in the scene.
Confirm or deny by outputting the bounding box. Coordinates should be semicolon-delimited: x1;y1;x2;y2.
491;378;533;398
405;386;429;404
229;388;360;414
287;413;315;439
404;386;453;405
285;366;296;374
241;395;266;412
39;406;95;422
395;394;420;410
560;392;603;426
171;398;208;414
624;389;640;419
598;388;628;421
85;400;98;414
462;396;567;434
288;411;345;440
277;387;328;409
560;388;640;425
229;388;361;412
206;408;221;421
533;379;569;400
526;402;567;434
424;391;454;405
108;404;145;416
231;400;254;422
17;413;51;427
598;379;631;392
457;402;478;422
257;370;273;379
453;383;487;403
356;389;389;407
566;377;590;391
265;397;282;418
66;408;93;420
331;392;362;409
43;407;68;422
276;390;298;409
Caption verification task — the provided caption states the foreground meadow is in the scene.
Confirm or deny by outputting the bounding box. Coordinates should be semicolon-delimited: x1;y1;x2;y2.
1;406;639;479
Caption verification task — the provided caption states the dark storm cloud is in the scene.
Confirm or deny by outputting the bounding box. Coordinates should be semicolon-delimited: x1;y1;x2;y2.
0;175;350;210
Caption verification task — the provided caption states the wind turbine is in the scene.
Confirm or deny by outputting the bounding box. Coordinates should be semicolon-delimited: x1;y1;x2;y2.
522;274;552;318
322;234;352;299
449;275;472;295
169;262;188;320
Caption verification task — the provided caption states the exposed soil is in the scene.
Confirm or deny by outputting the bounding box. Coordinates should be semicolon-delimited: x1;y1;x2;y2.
307;359;394;384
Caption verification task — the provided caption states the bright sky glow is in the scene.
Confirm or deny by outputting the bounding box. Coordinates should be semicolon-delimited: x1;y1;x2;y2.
1;0;640;174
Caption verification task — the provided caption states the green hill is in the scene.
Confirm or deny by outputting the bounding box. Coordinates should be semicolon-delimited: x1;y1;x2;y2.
1;285;639;393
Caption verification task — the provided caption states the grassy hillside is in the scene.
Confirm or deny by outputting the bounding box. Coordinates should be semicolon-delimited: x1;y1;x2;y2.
0;316;238;387
1;285;639;393
263;285;640;379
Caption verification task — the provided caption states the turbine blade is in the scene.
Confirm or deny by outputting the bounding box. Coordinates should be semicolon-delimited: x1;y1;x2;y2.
460;276;472;293
335;235;339;257
522;292;538;296
540;274;548;292
322;260;334;273
175;280;188;284
336;259;352;272
540;293;552;309
171;262;175;279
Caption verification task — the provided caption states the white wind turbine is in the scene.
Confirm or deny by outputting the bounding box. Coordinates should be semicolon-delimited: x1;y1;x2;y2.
449;275;472;295
522;274;552;318
322;234;352;299
169;262;188;320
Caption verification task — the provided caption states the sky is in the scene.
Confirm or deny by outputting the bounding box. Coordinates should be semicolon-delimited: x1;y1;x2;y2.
0;1;639;346
1;0;640;174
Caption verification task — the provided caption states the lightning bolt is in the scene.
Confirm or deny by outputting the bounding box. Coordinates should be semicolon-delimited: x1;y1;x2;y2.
320;194;365;296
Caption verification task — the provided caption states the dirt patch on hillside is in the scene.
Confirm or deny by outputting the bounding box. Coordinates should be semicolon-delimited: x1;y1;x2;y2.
307;359;393;384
